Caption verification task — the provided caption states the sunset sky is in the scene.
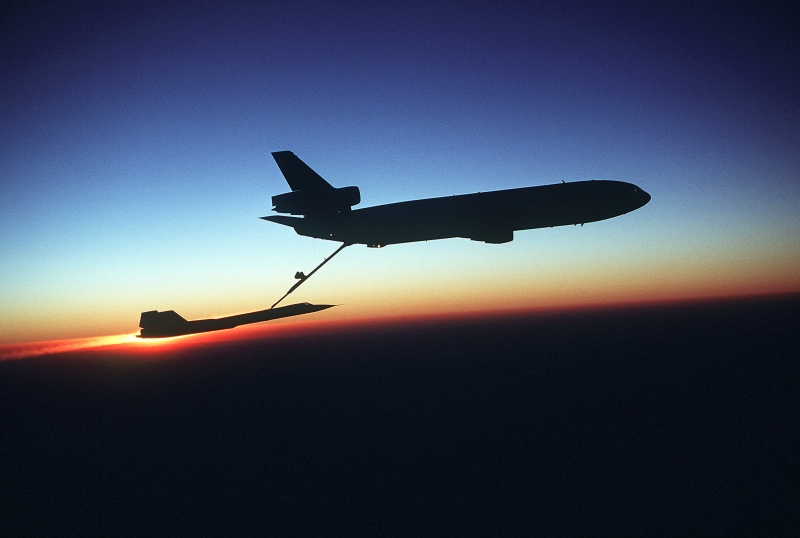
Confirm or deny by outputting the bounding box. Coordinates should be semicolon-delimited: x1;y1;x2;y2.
1;1;798;346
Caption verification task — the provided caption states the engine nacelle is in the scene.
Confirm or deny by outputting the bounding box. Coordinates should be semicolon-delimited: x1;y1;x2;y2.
469;228;513;244
272;186;360;215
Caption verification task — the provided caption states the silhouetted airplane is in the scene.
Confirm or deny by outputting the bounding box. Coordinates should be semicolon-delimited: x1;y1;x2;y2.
138;302;334;338
262;151;650;246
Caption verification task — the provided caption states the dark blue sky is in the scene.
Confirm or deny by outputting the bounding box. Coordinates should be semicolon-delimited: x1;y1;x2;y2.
1;1;798;344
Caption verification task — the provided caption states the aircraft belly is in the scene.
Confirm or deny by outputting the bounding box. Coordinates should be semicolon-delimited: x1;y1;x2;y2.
343;198;508;245
344;213;461;245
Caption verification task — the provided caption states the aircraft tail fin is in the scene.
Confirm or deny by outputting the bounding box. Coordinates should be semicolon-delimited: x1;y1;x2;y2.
139;310;188;329
271;151;335;192
270;151;360;216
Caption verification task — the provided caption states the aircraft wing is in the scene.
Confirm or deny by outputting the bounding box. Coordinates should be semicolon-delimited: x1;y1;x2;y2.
271;151;335;193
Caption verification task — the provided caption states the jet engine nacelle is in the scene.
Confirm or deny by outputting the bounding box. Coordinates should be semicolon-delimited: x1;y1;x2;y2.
272;186;360;215
469;228;514;244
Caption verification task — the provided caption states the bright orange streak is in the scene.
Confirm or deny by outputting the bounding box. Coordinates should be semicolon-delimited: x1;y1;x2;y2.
0;333;140;361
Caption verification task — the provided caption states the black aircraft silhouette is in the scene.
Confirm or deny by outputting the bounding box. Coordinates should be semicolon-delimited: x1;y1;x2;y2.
262;151;650;247
138;302;334;338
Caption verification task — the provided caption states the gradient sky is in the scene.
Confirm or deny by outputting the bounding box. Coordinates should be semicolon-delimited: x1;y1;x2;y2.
1;1;798;345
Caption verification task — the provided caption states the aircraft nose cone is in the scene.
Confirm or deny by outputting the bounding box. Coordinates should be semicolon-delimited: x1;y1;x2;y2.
639;188;651;207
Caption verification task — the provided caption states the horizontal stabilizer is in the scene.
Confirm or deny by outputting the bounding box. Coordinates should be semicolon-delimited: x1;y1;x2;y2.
260;215;303;227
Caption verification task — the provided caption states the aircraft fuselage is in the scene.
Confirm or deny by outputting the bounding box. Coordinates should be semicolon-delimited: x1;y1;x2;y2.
266;179;650;247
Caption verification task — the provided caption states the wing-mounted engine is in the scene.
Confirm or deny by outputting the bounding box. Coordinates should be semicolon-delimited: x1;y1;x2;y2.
272;185;360;215
468;228;514;244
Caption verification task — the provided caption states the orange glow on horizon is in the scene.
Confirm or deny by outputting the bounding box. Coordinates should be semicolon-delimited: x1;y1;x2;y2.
2;291;796;361
2;241;796;348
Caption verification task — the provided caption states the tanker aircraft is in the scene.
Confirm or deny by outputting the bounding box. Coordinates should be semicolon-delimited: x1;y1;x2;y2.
262;151;650;247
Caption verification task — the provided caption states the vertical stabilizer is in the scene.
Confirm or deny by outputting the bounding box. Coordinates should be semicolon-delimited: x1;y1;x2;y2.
271;151;335;192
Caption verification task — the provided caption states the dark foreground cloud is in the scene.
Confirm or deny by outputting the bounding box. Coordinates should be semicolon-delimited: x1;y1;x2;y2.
1;295;797;534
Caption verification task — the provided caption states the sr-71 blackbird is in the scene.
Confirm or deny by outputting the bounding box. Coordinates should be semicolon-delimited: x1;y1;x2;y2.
262;151;650;246
138;302;334;338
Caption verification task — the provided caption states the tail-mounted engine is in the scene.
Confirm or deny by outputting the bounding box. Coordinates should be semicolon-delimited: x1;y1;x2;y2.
272;186;360;215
